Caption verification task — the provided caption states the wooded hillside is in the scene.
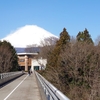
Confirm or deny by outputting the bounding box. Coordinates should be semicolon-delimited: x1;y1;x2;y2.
39;28;100;100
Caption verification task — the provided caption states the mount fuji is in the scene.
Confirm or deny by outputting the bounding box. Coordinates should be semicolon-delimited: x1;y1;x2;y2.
1;25;58;48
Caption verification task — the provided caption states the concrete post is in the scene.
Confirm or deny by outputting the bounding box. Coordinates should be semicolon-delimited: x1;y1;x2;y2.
25;55;28;71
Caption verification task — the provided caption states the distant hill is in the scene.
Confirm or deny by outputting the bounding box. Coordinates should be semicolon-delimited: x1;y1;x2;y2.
15;47;40;53
15;47;26;53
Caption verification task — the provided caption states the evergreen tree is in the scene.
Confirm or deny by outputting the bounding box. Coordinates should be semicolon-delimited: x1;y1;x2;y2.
0;40;18;73
42;28;71;93
77;28;93;44
47;28;70;68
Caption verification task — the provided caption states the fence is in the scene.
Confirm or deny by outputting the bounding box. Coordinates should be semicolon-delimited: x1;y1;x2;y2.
0;71;24;85
35;71;70;100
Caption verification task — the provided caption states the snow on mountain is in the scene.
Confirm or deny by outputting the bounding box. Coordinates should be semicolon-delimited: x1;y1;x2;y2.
1;25;58;47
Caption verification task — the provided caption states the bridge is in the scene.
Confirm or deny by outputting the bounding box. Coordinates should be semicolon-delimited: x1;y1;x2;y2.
0;71;70;100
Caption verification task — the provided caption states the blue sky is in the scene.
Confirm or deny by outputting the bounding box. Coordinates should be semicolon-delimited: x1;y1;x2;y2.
0;0;100;42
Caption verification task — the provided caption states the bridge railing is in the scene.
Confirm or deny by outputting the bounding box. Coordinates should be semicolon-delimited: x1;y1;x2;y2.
0;71;24;85
35;71;70;100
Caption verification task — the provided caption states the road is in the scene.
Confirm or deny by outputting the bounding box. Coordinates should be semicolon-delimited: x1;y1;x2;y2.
0;72;42;100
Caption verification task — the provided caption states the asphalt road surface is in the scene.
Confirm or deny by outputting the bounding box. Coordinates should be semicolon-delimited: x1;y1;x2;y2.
0;72;42;100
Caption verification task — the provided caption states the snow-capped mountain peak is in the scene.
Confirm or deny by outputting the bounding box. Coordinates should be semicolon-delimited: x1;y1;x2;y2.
1;25;58;47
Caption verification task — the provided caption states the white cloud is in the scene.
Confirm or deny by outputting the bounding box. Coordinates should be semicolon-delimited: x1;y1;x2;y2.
1;25;58;47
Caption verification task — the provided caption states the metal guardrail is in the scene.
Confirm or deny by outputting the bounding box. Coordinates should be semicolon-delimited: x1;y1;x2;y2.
0;71;24;85
35;71;70;100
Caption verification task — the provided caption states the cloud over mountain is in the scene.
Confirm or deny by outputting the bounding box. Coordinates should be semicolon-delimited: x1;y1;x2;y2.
1;25;58;47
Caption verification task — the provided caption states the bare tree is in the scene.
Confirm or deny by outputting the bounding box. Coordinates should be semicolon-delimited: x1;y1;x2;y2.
94;35;100;46
38;37;58;59
57;42;100;100
25;44;39;53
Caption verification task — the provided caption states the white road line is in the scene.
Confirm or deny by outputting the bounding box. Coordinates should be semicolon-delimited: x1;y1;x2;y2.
4;75;28;100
